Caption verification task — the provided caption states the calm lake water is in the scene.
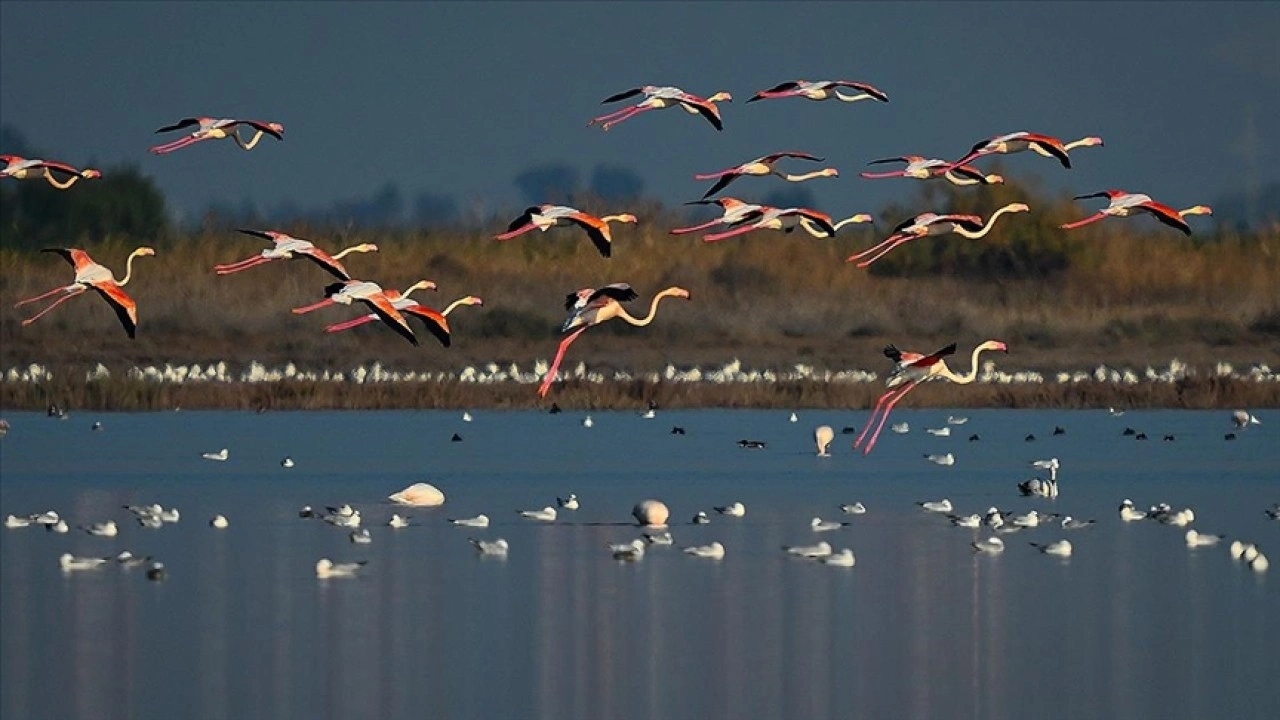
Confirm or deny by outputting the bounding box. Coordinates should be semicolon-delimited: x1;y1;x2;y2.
1;409;1276;720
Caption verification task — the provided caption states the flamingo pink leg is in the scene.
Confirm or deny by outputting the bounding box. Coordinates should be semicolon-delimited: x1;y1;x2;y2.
940;152;984;173
292;298;336;315
855;237;915;268
863;382;921;455
149;136;204;155
670;218;727;235
213;255;274;274
599;106;656;131
495;224;541;241
588;104;645;127
859;170;909;179
693;169;737;180
1060;213;1107;230
20;287;86;325
702;223;761;243
324;315;378;333
846;234;907;263
538;327;588;398
854;388;898;450
14;284;78;307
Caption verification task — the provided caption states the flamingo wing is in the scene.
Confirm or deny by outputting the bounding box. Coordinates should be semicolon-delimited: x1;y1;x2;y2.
1072;191;1113;202
41;247;94;272
37;160;83;177
917;342;959;366
297;246;352;280
506;207;541;233
759;151;824;163
235;228;280;242
747;81;799;102
155;117;201;134
1136;201;1192;235
700;173;740;200
403;306;452;347
867;156;910;166
92;282;139;339
883;344;922;365
794;209;836;236
235;120;284;139
361;295;419;347
890;216;927;234
947;165;991;183
601;87;645;104
830;81;890;102
588;283;638;305
680;99;723;131
565;213;613;258
1026;136;1071;168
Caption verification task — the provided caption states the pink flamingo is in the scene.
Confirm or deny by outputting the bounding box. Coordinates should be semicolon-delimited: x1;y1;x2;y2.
670;198;766;235
695;151;837;199
496;205;637;258
854;340;1009;455
846;203;1030;267
538;284;691;398
15;247;155;338
292;280;423;346
943;131;1102;171
150;116;285;155
702;206;838;243
214;229;379;280
588;86;733;132
747;79;889;104
326;285;482;348
1;155;101;189
860;156;1004;186
1061;190;1212;235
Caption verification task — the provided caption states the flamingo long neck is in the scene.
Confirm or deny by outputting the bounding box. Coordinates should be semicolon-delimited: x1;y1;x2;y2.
233;128;270;150
833;215;872;231
332;244;373;260
934;345;996;384
614;289;684;327
1178;206;1211;217
600;215;633;225
117;250;148;286
834;90;875;103
780;169;835;182
1063;138;1095;151
45;173;81;190
953;205;1022;239
441;297;478;316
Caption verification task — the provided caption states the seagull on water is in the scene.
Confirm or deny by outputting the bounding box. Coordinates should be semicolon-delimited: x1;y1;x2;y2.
683;542;726;559
582;415;594;428
926;452;956;466
715;502;746;517
82;521;118;537
784;540;833;558
692;511;711;525
116;550;153;568
210;514;229;529
1011;510;1041;528
202;448;229;461
470;538;510;556
644;531;674;545
609;539;646;561
1185;529;1224;547
60;553;109;571
1061;516;1096;530
1030;539;1073;557
1232;410;1261;428
890;422;909;434
1119;499;1147;522
450;514;490;528
350;528;373;544
518;507;557;522
821;549;856;566
918;499;953;513
388;514;410;528
811;517;848;532
316;558;365;578
462;411;473;422
926;427;951;437
972;537;1005;553
946;415;968;425
281;457;295;468
557;493;580;510
840;502;867;515
5;515;32;529
949;513;982;528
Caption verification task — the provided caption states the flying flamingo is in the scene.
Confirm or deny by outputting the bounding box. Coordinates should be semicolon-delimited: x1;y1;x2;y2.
538;284;691;398
860;156;1004;186
695;152;838;199
1;155;102;189
495;205;637;258
15;247;155;338
702;206;838;243
846;203;1030;267
214;229;379;280
795;213;875;237
1060;190;1212;235
854;340;1009;455
326;285;482;348
292;280;422;346
588;86;733;132
943;131;1102;171
150;116;285;154
747;79;889;104
670;198;765;235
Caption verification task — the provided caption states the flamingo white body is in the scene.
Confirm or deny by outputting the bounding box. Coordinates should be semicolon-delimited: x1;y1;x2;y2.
785;540;833;558
325;289;474;349
470;538;510;556
387;482;445;507
715;502;746;517
540;284;691;397
315;558;365;579
748;79;889;105
701;205;839;243
855;341;1008;454
450;514;490;528
519;507;557;522
815;425;835;456
918;499;953;513
1061;190;1211;236
972;537;1006;554
684;542;726;559
16;247;155;338
671;197;766;235
293;280;422;346
1031;539;1073;557
821;549;856;566
589;85;732;131
944;131;1103;171
847;204;1030;267
150;116;284;154
695;151;837;199
215;229;378;280
495;205;637;258
60;553;109;571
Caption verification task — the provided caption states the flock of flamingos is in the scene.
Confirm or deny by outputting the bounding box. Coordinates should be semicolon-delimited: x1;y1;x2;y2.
4;79;1216;454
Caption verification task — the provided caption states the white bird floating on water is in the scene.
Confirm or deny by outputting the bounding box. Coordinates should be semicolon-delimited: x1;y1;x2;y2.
814;425;834;456
1250;553;1270;572
1185;529;1224;547
582;415;594;428
890;422;910;434
281;457;295;468
950;514;982;528
1031;539;1073;557
683;542;726;559
715;502;746;517
1031;458;1060;470
388;514;410;529
821;549;856;566
926;453;955;466
692;511;711;525
350;528;373;544
210;514;229;529
518;507;557;522
557;494;579;510
5;515;31;529
972;537;1006;554
83;521;118;537
644;531;674;545
202;448;229;461
388;482;445;507
1011;510;1041;528
323;506;361;528
31;510;59;526
609;539;646;561
946;415;969;425
789;412;799;423
1108;407;1126;417
60;553;110;571
926;427;951;437
450;514;489;528
116;550;152;568
918;499;953;513
1119;499;1147;522
1061;516;1096;530
1232;410;1261;428
462;411;473;422
470;538;509;556
50;519;69;533
811;517;847;532
840;502;867;515
784;540;833;558
315;558;365;579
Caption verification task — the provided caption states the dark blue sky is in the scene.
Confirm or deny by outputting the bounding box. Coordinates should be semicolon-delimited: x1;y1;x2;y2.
2;2;1276;225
